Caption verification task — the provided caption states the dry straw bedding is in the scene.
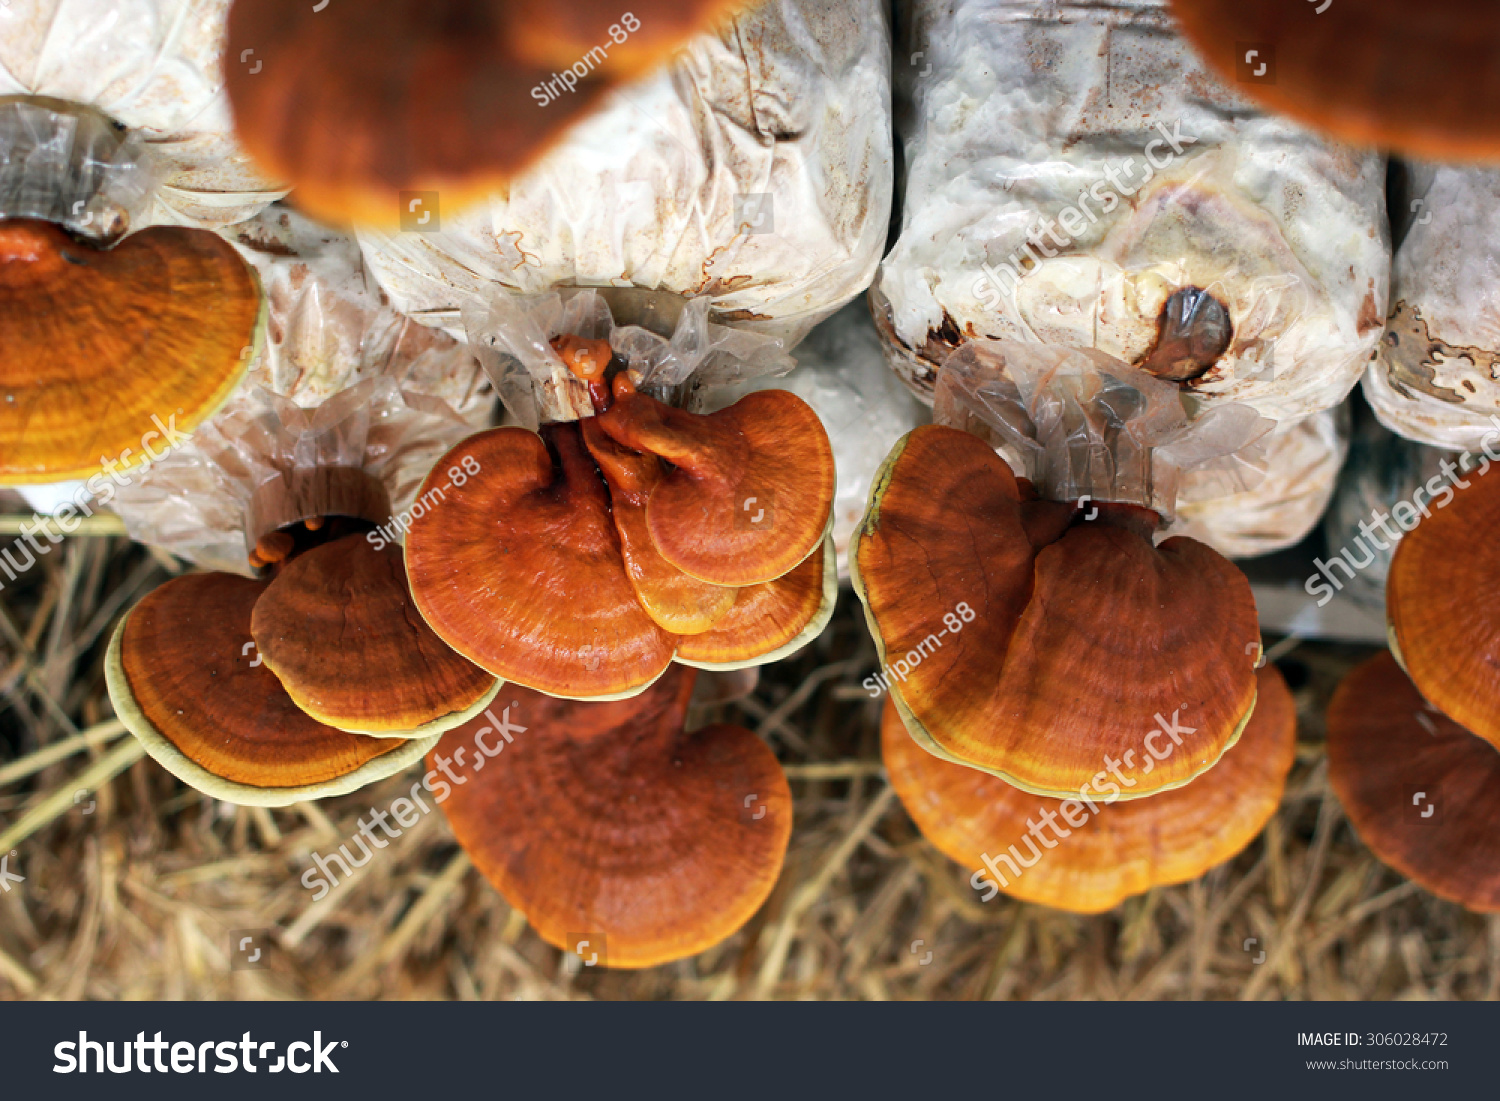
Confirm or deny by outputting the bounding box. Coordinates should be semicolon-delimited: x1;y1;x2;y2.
0;528;1495;1001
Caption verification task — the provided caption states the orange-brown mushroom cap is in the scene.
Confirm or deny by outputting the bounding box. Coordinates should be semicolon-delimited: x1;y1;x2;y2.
884;663;1297;914
224;0;752;227
580;416;737;634
0;220;261;484
405;422;677;699
250;533;498;733
105;571;425;806
676;530;834;667
432;665;791;968
594;388;835;587
507;0;750;76
853;425;1259;799
1387;460;1500;750
1170;0;1500;162
1328;651;1500;913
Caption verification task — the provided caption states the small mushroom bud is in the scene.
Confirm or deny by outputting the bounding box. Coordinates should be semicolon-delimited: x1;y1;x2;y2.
254;531;296;565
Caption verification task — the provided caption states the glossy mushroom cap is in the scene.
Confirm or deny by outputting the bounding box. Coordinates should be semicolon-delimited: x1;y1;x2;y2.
1170;0;1500;161
675;532;835;668
884;663;1297;914
432;665;791;967
593;388;835;586
105;571;434;807
1387;460;1500;749
0;220;261;483
405;388;836;698
224;0;751;226
506;0;748;76
1327;651;1500;912
580;417;737;634
406;421;678;698
853;424;1259;799
250;533;498;733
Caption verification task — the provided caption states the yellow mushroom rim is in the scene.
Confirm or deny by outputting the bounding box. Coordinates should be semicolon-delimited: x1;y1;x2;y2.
106;614;436;809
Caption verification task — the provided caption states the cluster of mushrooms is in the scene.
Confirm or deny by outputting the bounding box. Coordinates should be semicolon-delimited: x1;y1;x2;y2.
5;0;1500;972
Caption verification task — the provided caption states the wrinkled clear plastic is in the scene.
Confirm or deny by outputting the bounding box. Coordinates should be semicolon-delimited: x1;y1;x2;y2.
464;288;793;430
0;99;158;241
112;378;477;575
878;0;1389;425
356;0;893;349
933;340;1272;520
1173;408;1347;559
0;0;285;229
229;206;494;420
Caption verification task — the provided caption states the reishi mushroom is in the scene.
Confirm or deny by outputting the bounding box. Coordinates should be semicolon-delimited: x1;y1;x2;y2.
104;568;432;807
223;0;751;226
108;471;499;805
0;217;263;483
592;384;834;587
405;343;836;699
1327;652;1500;913
432;664;791;968
885;663;1297;914
108;513;504;804
250;532;498;733
1170;0;1500;162
853;422;1260;799
1386;457;1500;749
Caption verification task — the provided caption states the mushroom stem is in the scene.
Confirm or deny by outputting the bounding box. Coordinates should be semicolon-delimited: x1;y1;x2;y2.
552;334;616;413
1081;501;1163;541
595;391;744;493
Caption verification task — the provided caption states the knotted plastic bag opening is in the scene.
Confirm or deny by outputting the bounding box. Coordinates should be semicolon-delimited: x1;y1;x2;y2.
933;340;1273;520
113;377;477;574
462;287;794;429
0;98;159;243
